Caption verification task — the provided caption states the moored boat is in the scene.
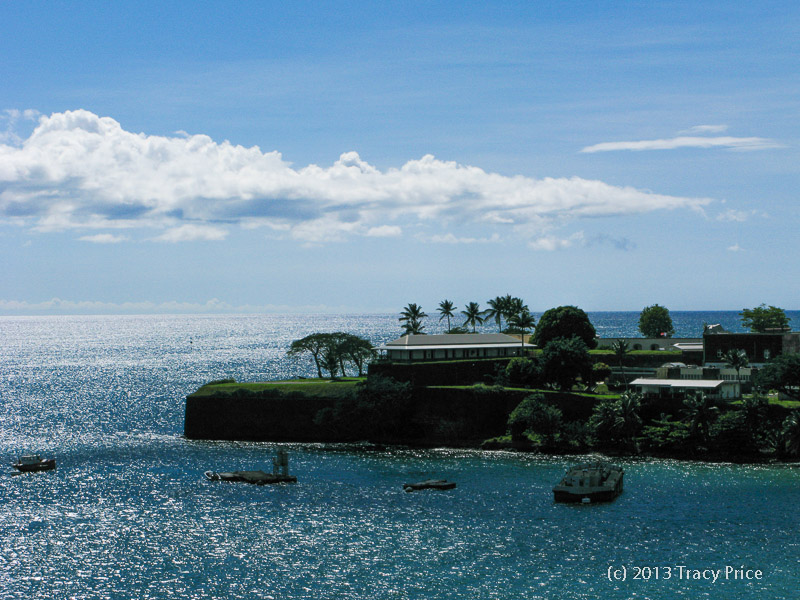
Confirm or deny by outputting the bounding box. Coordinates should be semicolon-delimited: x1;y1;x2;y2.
403;479;457;492
205;470;297;485
12;454;56;473
553;463;623;503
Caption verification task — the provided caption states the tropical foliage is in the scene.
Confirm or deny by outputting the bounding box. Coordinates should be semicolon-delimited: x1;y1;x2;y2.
532;305;597;349
399;303;428;335
723;348;749;380
437;300;457;332
756;353;800;400
461;301;485;332
589;390;642;451
507;393;563;445
287;332;376;378
541;336;592;390
740;304;790;332
638;304;675;338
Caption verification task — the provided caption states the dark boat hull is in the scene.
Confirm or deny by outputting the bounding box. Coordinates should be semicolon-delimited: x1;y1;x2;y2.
13;459;56;472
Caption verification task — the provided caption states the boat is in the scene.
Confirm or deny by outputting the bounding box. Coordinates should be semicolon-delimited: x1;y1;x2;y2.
553;463;623;503
204;470;297;485
403;479;457;492
12;454;56;473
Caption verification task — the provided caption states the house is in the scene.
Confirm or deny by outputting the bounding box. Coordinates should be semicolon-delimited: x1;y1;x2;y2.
703;329;800;367
595;337;702;352
630;377;740;400
379;333;533;362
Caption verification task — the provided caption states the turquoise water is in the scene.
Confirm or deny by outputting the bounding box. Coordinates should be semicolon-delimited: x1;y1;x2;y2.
2;314;799;599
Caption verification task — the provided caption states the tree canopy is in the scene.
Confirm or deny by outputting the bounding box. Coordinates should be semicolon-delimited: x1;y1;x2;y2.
541;336;593;390
756;353;800;400
532;305;597;349
399;303;427;335
287;332;375;378
740;304;790;332
638;304;675;338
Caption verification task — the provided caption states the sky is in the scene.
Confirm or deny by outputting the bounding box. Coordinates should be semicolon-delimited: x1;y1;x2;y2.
1;1;798;314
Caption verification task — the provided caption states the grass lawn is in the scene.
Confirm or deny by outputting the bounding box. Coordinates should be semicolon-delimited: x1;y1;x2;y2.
188;377;362;398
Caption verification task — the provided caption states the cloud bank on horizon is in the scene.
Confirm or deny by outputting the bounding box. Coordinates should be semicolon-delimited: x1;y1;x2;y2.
581;125;781;153
1;110;714;247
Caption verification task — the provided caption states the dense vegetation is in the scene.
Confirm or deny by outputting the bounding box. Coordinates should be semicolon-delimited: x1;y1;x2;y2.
638;304;675;338
740;304;791;332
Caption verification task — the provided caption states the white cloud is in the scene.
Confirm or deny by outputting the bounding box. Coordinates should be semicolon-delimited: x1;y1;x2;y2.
679;125;729;134
582;123;781;153
581;135;781;153
427;233;500;244
528;232;585;251
78;233;128;243
153;224;228;243
0;110;713;244
727;244;744;252
366;225;402;237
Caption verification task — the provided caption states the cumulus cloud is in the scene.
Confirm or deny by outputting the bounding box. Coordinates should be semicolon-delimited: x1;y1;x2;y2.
153;224;228;243
581;135;781;153
78;233;128;243
366;225;402;237
0;110;713;244
528;232;585;251
727;243;744;252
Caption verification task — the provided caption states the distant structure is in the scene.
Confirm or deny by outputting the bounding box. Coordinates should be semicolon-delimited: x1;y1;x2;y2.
379;333;533;362
703;327;800;367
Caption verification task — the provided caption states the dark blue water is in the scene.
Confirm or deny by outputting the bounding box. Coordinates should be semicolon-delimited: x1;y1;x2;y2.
1;313;799;599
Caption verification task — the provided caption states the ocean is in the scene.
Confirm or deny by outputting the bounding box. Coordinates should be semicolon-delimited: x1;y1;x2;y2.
1;312;799;599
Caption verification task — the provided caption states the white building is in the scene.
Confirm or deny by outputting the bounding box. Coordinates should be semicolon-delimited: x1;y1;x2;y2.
379;333;533;362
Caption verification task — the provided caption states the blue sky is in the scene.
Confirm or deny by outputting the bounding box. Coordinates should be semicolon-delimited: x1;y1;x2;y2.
1;1;798;314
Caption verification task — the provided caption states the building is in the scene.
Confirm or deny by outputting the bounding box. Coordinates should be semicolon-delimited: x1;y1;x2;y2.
703;330;800;367
379;333;533;362
630;377;740;400
595;337;702;352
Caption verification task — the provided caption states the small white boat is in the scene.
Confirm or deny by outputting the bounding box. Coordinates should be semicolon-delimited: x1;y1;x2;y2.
553;463;623;503
12;454;56;473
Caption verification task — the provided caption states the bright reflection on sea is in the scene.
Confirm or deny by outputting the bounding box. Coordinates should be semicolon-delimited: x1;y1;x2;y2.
1;314;799;599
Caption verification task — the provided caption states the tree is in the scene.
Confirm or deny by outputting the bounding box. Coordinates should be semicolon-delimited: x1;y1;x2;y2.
541;336;592;391
484;295;510;332
611;339;631;388
287;333;334;379
399;303;427;335
740;304;790;332
780;410;800;457
638;304;675;338
507;308;536;354
437;300;457;332
723;348;749;382
335;333;376;377
756;353;800;400
682;392;719;446
532;305;597;349
589;391;643;451
507;393;563;445
287;332;375;379
461;301;485;333
505;357;542;388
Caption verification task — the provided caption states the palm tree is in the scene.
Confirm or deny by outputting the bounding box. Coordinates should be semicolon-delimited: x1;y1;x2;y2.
507;308;536;355
615;390;643;451
437;300;457;332
503;296;527;327
781;410;800;457
682;392;719;446
723;348;749;385
461;302;485;333
399;303;427;336
484;296;510;332
611;339;631;389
